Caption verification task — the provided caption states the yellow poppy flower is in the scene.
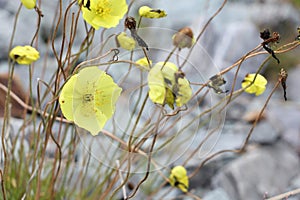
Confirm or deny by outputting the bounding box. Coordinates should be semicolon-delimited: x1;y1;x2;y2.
148;65;166;105
21;0;36;9
138;6;167;18
116;32;136;51
169;165;189;193
81;0;128;30
241;73;267;96
135;57;152;71
59;66;122;136
9;45;40;65
148;62;192;109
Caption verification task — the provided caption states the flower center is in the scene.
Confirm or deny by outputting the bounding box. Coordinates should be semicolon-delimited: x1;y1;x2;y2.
94;0;111;16
83;94;94;102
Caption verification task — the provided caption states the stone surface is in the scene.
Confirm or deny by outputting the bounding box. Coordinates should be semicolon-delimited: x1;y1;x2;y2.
268;100;300;153
286;66;300;103
1;0;300;199
249;119;280;145
203;188;231;200
213;142;300;200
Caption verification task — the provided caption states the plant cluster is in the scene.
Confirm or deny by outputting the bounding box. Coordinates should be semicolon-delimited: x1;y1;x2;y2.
1;0;300;199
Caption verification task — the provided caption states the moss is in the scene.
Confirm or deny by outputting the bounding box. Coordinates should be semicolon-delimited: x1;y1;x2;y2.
290;0;300;7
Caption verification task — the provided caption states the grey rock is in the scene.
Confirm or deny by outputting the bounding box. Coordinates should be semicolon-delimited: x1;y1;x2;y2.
268;100;300;152
188;158;236;190
225;94;281;144
286;66;300;103
291;174;300;189
213;142;300;200
249;120;280;145
188;0;300;90
203;188;231;200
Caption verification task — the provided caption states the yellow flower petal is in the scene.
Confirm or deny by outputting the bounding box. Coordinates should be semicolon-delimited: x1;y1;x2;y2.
148;62;192;109
155;62;178;86
241;73;267;96
117;32;136;51
110;0;128;16
74;103;107;136
9;45;40;65
148;65;166;105
135;57;152;71
94;71;122;118
165;87;175;109
169;166;189;193
139;6;167;18
21;0;36;9
81;0;128;30
175;77;192;107
148;62;177;107
59;66;122;135
59;74;78;121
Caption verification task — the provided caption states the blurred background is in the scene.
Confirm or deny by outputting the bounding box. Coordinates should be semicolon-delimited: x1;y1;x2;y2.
0;0;300;199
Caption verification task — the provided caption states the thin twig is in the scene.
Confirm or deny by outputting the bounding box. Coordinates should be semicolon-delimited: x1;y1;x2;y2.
0;170;6;200
116;160;127;199
180;0;228;69
265;188;300;200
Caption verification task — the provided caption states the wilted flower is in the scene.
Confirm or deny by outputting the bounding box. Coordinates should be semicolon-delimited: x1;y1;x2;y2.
116;32;136;51
124;16;149;50
81;0;128;30
241;73;267;96
135;57;152;71
9;45;40;65
208;74;228;94
21;0;36;9
138;6;167;18
172;27;195;50
148;62;192;109
169;165;189;193
59;66;122;135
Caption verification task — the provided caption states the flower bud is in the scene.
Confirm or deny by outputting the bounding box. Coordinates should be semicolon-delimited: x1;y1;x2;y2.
20;0;36;9
116;32;136;51
9;45;40;65
139;6;167;18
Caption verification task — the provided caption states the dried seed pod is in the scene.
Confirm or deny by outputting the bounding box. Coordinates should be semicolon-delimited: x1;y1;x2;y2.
124;16;136;30
208;74;228;94
260;29;280;64
173;27;194;50
124;16;148;50
279;68;288;101
260;29;271;40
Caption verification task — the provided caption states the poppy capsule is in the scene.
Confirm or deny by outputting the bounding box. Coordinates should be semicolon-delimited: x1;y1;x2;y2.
173;27;194;50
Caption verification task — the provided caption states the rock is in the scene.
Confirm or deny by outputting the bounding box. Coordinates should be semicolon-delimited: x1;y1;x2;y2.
188;0;300;90
290;174;300;190
248;120;280;145
242;110;266;124
0;73;29;118
213;142;300;200
268;100;300;153
240;98;281;145
287;66;300;103
188;158;236;190
203;188;231;200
